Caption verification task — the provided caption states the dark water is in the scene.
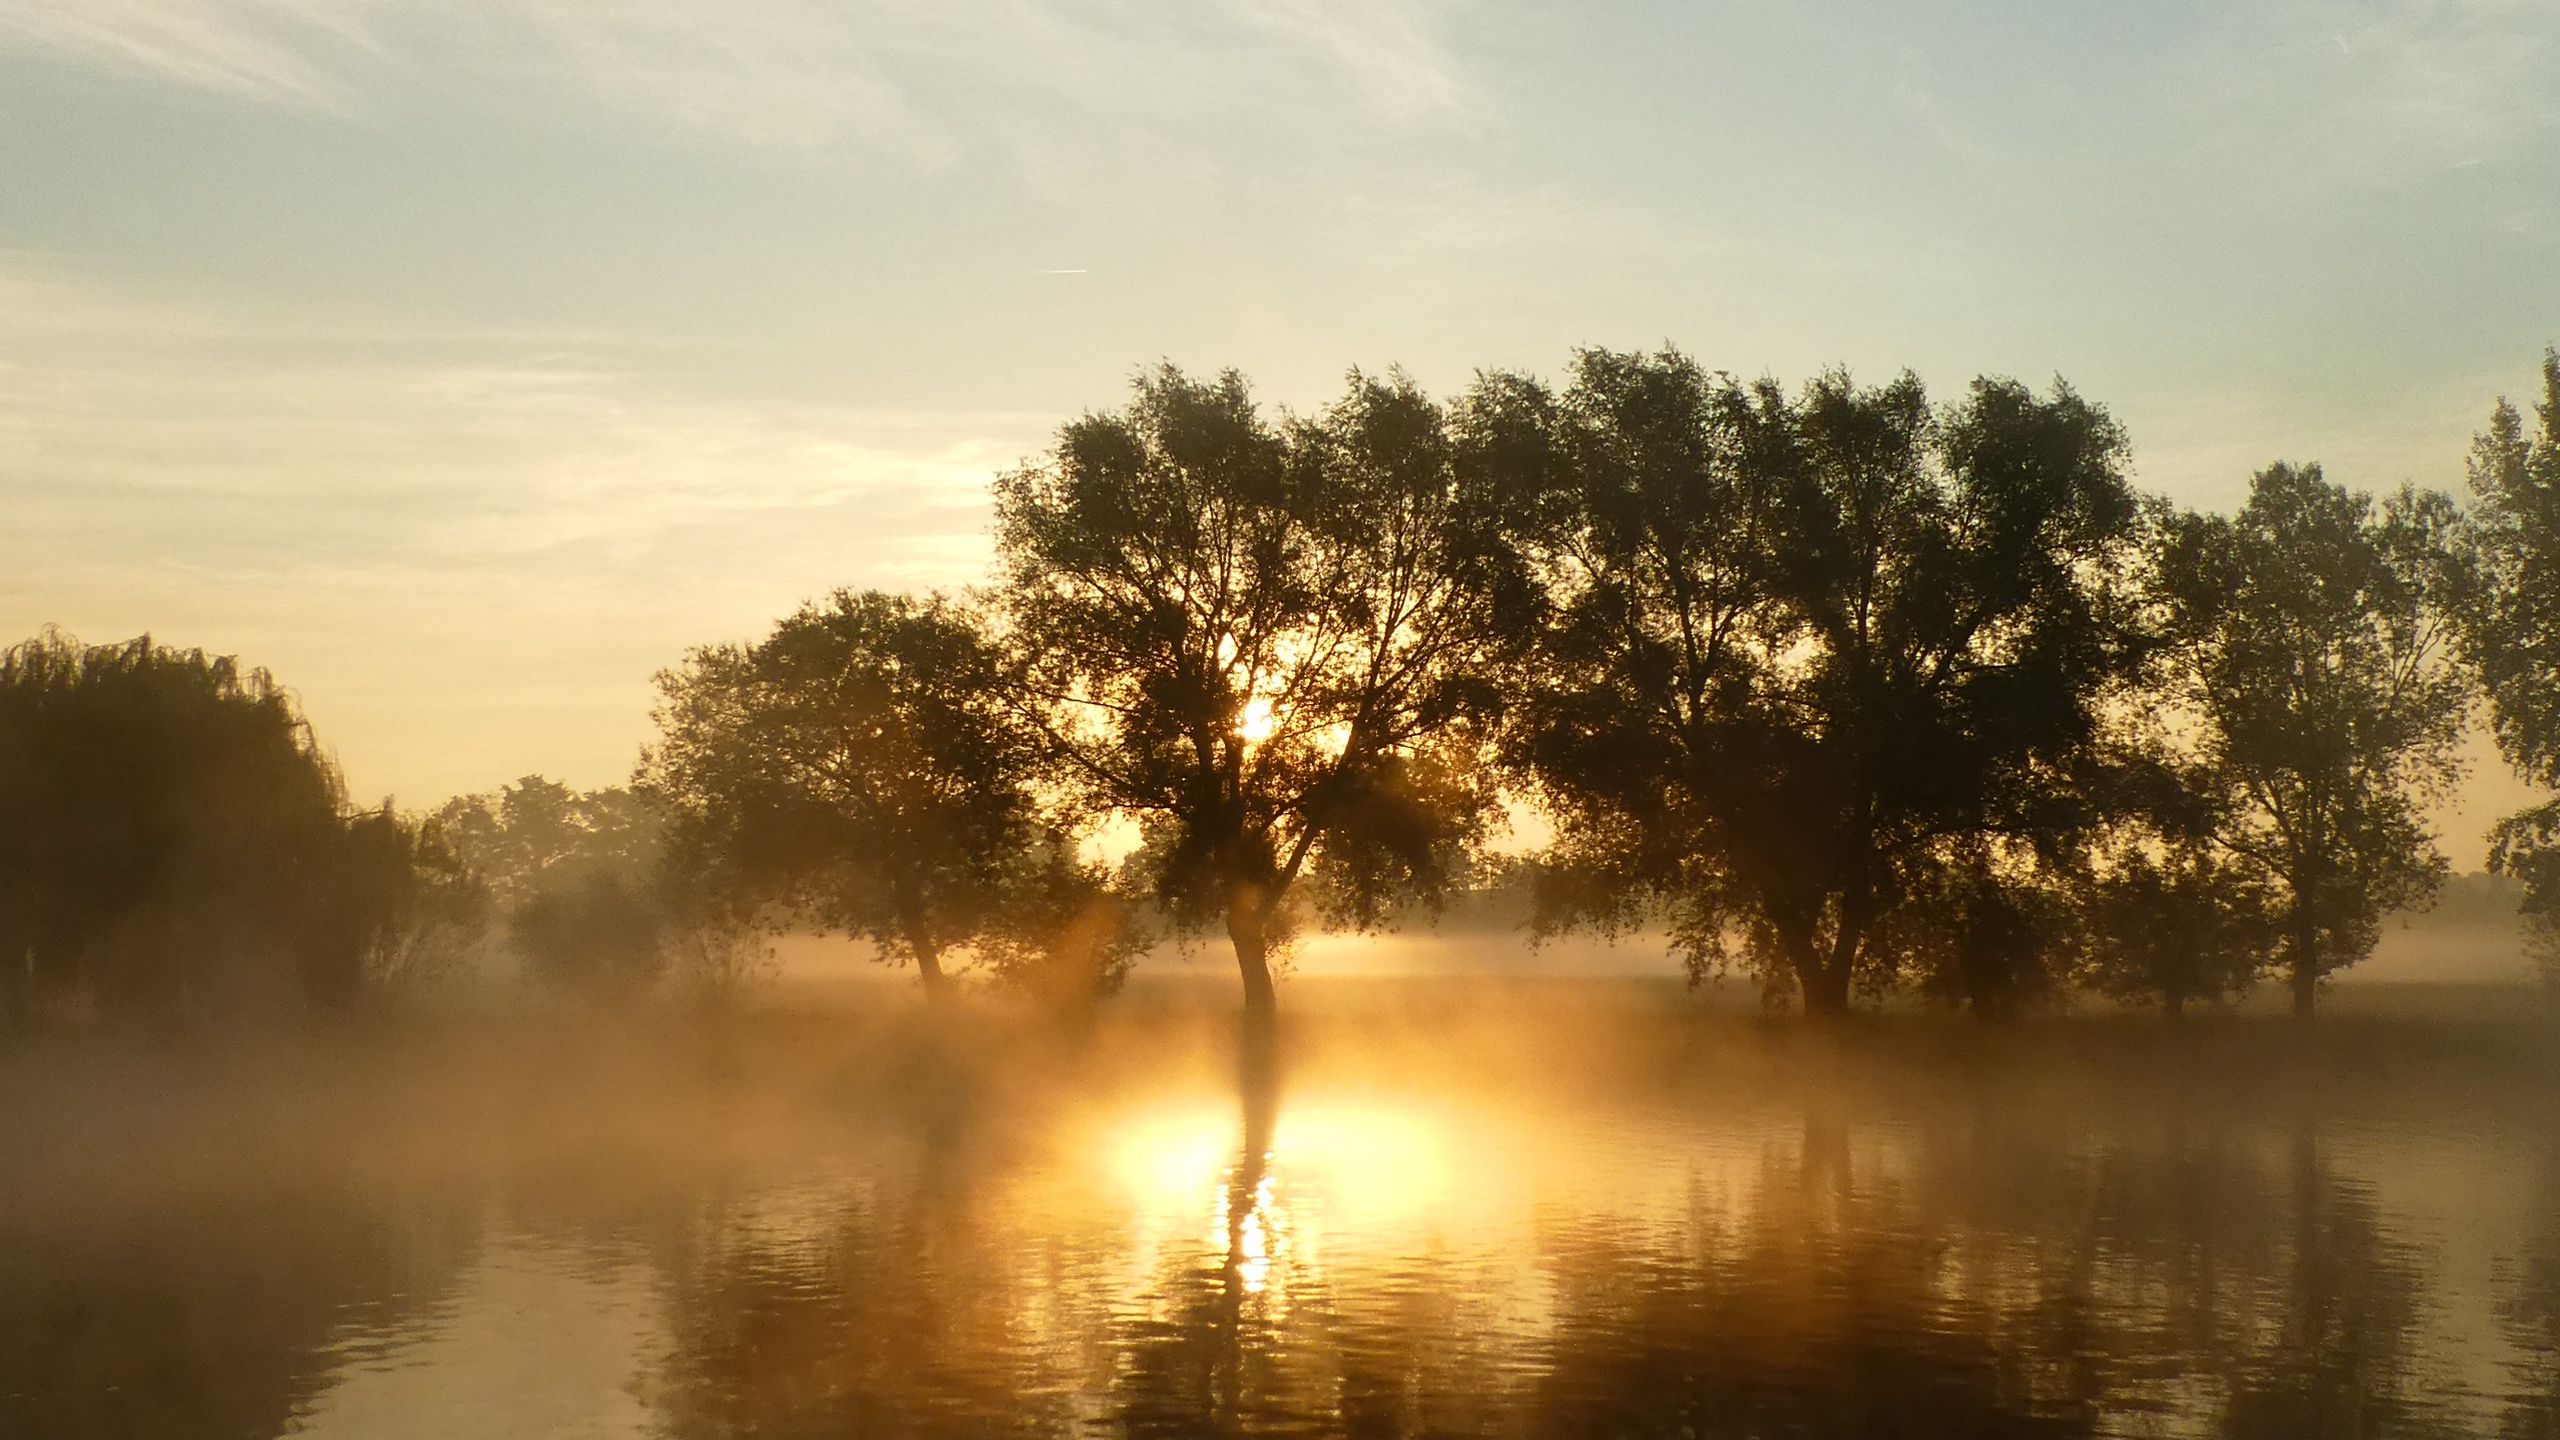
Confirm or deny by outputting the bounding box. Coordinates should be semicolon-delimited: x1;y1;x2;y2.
4;981;2557;1439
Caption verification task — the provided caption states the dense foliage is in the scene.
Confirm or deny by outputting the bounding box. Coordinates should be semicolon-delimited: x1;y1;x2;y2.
2461;351;2560;978
9;345;2555;1029
1479;352;2147;1015
642;590;1138;1003
0;632;434;1021
990;368;1531;1016
2152;464;2471;1017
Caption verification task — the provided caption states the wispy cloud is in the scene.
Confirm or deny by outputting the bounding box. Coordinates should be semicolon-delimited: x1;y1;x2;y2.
0;0;1483;153
2199;0;2559;182
0;261;1054;798
0;0;389;110
1231;0;1472;122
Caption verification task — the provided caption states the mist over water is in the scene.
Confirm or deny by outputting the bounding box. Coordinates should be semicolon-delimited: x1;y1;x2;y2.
6;979;2554;1440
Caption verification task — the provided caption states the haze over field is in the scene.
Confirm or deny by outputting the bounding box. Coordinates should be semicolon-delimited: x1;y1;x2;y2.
4;0;2556;856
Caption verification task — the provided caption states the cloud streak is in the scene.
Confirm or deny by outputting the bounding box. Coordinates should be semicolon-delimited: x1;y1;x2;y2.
0;262;1053;799
0;0;1483;152
2200;0;2559;182
0;0;389;110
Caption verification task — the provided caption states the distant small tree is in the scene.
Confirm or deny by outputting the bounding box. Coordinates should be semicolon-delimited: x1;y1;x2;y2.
322;808;491;1007
511;872;668;1000
642;589;1104;1002
2459;348;2560;980
2154;463;2470;1020
979;835;1150;1010
1892;847;2085;1019
434;777;671;1002
992;367;1530;1021
2084;845;2276;1019
432;777;663;909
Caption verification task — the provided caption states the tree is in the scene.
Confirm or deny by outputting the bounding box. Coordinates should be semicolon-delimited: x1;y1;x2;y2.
2154;463;2470;1020
2083;843;2276;1019
990;366;1530;1021
431;776;663;910
1491;351;2145;1016
2459;348;2560;980
434;777;673;1002
642;589;1106;1003
975;833;1149;1010
0;630;372;1020
509;872;669;1000
1891;847;2086;1019
317;808;491;1007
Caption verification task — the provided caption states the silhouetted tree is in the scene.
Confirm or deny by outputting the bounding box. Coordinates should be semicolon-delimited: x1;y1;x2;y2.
2083;844;2276;1018
643;590;1120;1003
509;872;668;999
0;631;394;1020
431;775;663;909
975;832;1148;1008
1489;352;2144;1015
2459;349;2560;982
435;776;674;1002
315;807;490;1007
991;367;1530;1020
2071;743;2281;1018
2154;464;2469;1020
1893;847;2086;1018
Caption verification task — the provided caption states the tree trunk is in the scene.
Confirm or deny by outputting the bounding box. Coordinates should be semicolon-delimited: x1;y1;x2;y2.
1227;899;1278;1028
908;927;952;1006
2163;992;2187;1023
2290;910;2319;1024
1790;935;1853;1020
1789;912;1859;1021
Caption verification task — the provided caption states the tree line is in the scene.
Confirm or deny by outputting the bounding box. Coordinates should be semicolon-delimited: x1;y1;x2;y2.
6;346;2557;1028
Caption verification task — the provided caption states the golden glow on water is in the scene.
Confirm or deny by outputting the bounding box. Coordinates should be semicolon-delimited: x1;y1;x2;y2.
8;997;2557;1439
1101;1097;1454;1233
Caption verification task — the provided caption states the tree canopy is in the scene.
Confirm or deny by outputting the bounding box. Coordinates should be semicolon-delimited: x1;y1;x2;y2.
1488;351;2146;1015
642;589;1133;1002
0;631;382;1019
991;366;1533;1018
2461;350;2560;977
2152;463;2470;1018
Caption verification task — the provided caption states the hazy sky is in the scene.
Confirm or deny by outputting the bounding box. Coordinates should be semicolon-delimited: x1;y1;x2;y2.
3;0;2555;854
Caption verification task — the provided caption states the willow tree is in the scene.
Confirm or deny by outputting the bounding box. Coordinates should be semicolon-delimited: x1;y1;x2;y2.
642;590;1124;1002
2155;463;2470;1020
2461;349;2560;977
991;366;1531;1019
1491;351;2145;1016
0;631;363;1019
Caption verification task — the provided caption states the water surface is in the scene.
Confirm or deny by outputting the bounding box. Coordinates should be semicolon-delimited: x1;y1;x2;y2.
4;980;2555;1438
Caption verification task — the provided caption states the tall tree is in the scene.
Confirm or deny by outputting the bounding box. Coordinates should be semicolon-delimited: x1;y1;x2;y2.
1493;351;2144;1016
642;589;1120;1003
991;366;1530;1020
2154;463;2470;1020
2459;349;2560;978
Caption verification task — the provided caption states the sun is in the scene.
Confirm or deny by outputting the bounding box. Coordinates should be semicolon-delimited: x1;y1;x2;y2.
1237;696;1278;744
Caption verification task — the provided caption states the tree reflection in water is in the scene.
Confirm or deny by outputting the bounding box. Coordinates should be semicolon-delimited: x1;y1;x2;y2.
2505;1141;2560;1439
625;1023;2546;1439
0;1171;480;1440
17;1014;2544;1439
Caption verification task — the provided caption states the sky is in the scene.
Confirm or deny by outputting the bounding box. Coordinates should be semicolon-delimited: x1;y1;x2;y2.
2;0;2555;857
